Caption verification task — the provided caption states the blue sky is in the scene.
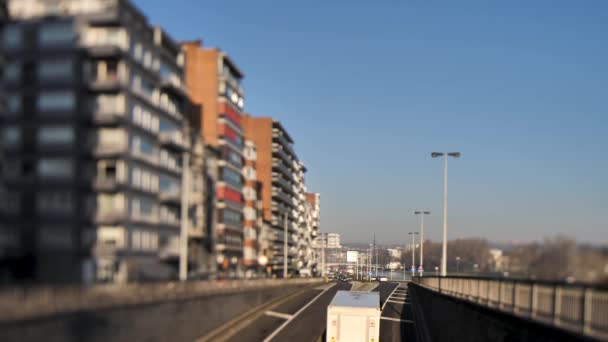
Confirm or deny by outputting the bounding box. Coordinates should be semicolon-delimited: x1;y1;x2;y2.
134;0;608;244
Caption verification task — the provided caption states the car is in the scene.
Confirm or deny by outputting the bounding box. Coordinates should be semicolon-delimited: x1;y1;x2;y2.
380;277;388;281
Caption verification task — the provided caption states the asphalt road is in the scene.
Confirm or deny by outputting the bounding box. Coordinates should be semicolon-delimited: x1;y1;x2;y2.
227;281;351;342
375;282;418;342
224;280;416;342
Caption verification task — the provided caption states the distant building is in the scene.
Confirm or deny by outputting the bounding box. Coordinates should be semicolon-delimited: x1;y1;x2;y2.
242;115;301;276
387;248;402;260
183;40;245;277
327;233;341;249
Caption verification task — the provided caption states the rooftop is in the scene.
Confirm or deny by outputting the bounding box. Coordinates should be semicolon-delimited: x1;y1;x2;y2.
329;290;379;309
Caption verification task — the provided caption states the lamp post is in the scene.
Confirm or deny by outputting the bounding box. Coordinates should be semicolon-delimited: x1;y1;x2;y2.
414;210;430;276
456;256;461;273
431;152;461;276
408;232;418;277
283;212;288;278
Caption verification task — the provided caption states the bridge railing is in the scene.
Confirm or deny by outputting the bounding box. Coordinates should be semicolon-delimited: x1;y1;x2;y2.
413;276;608;341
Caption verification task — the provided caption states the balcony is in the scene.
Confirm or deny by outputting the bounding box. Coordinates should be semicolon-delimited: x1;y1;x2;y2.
159;187;181;203
92;209;128;225
89;96;126;125
272;144;292;165
272;130;296;159
81;28;129;53
272;160;296;182
159;130;188;151
89;141;128;157
159;239;180;261
271;173;292;193
160;73;189;99
92;177;124;192
88;63;129;91
272;189;294;207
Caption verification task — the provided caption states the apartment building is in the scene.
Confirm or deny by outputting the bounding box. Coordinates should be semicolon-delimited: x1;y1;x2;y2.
327;233;342;249
183;41;245;277
242;115;301;276
242;140;263;276
0;0;200;284
306;192;321;275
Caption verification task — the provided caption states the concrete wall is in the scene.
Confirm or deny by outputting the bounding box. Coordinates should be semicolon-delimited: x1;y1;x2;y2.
409;283;598;342
0;279;320;342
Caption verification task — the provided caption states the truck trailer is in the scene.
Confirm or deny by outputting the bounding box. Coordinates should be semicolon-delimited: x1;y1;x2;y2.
326;290;381;342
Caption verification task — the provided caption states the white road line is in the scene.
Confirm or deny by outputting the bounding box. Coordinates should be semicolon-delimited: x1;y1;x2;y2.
264;311;293;320
381;283;401;311
381;317;415;324
263;283;337;342
386;300;411;304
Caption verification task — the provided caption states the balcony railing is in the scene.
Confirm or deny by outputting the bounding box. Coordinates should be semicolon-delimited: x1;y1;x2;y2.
272;160;296;183
413;276;608;341
89;141;128;157
159;187;181;203
159;130;188;151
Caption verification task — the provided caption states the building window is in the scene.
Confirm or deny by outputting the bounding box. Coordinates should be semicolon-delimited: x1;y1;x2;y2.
39;59;74;80
98;160;119;181
159;175;179;193
39;91;75;111
39;21;75;46
6;94;20;114
39;226;73;249
37;192;75;214
160;205;179;225
3;62;21;82
131;230;158;251
160;149;180;171
2;26;22;49
37;125;75;145
131;196;156;221
222;168;242;188
132;103;160;132
131;134;156;156
224;148;242;168
222;208;242;226
1;126;21;146
37;158;74;178
132;75;156;102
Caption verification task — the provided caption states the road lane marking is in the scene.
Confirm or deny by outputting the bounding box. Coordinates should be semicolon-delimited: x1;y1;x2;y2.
386;300;411;304
381;317;415;324
265;311;293;320
382;283;402;311
263;283;337;342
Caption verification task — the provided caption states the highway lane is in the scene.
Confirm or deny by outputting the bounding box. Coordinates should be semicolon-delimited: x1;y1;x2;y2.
226;281;350;342
223;280;415;342
265;281;352;342
377;282;417;342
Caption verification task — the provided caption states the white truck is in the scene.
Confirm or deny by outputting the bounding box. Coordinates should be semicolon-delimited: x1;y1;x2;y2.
326;290;381;342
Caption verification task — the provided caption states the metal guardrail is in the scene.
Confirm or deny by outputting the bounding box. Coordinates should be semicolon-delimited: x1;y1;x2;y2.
0;278;322;322
414;276;608;341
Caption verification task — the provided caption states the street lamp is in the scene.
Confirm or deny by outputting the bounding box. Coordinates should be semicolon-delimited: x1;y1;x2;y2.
408;232;418;277
414;210;430;276
456;256;461;273
431;152;461;277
